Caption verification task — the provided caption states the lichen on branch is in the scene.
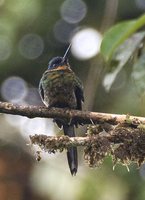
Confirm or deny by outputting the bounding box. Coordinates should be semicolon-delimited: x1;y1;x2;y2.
30;121;145;168
0;101;145;168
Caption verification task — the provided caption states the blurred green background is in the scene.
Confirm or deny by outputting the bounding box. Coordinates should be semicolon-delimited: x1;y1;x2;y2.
0;0;145;199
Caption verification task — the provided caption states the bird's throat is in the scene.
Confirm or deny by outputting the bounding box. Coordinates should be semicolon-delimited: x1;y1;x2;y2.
49;65;70;72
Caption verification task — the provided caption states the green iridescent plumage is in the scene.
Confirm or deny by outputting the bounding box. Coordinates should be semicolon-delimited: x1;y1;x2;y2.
39;67;83;110
39;50;84;175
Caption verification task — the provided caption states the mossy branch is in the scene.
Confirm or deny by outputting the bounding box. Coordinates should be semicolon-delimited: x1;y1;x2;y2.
0;101;145;168
30;121;145;168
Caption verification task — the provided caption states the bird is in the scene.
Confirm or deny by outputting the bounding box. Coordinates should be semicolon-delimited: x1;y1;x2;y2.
39;44;84;175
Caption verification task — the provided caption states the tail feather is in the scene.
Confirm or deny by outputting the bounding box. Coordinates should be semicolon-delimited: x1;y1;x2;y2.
63;124;78;175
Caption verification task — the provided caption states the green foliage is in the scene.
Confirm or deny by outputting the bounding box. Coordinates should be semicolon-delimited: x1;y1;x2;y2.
101;14;145;62
101;14;145;92
131;48;145;94
103;31;145;91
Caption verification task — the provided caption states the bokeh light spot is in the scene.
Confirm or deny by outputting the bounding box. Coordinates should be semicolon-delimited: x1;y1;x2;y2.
20;118;54;139
135;0;145;10
0;36;12;61
24;87;42;105
1;76;28;103
4;114;26;128
0;0;5;6
71;28;102;60
53;20;76;43
19;33;44;59
61;0;87;24
4;114;54;140
7;0;41;23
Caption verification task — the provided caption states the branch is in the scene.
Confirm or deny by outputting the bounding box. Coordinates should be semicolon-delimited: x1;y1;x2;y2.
1;101;145;168
30;122;145;168
1;101;145;125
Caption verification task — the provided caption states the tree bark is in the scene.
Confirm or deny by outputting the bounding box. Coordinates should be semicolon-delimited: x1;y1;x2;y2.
1;101;145;167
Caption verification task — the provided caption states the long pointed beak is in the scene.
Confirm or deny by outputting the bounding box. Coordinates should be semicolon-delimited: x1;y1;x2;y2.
63;44;71;62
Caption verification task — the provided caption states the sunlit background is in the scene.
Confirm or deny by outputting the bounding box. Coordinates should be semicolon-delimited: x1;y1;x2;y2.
0;0;145;199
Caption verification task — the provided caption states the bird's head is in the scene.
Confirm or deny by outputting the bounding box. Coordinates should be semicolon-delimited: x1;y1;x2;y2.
48;56;68;70
48;44;71;70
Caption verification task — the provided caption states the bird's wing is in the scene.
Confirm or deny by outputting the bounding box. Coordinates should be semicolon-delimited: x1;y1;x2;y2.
39;79;44;101
74;76;84;110
39;70;50;102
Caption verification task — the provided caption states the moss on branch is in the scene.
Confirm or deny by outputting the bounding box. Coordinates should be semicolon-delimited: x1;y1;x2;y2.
0;101;145;169
30;121;145;168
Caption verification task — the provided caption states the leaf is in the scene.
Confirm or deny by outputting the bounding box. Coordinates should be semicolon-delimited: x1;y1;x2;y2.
103;31;145;92
131;48;145;94
101;14;145;62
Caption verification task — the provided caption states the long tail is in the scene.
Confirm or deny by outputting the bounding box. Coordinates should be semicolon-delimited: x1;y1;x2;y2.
63;124;78;175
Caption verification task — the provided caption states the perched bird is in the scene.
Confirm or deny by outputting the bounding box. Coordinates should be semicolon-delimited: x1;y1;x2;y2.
39;45;84;175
